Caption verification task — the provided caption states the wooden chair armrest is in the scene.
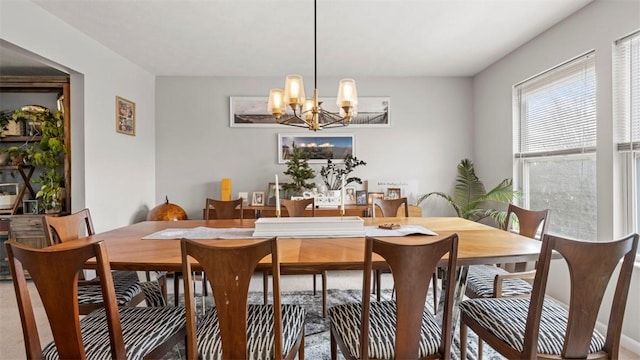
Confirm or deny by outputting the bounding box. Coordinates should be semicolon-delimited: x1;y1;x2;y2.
493;269;536;298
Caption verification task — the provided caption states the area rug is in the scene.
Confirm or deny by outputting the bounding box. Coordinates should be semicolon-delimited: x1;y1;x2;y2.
163;289;505;359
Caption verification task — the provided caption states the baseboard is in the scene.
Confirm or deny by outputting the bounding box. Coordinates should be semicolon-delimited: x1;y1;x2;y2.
594;316;639;355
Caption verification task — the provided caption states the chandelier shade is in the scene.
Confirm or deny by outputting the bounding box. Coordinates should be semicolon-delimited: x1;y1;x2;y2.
267;0;358;131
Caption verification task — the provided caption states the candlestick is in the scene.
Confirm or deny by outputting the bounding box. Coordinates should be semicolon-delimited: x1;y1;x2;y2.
340;176;345;216
275;174;281;217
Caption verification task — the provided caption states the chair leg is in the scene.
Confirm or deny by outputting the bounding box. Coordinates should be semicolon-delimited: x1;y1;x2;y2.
331;332;338;360
202;273;208;296
313;274;317;295
460;318;468;360
173;271;180;306
376;269;382;302
263;270;269;304
322;270;328;317
478;337;484;360
431;272;438;314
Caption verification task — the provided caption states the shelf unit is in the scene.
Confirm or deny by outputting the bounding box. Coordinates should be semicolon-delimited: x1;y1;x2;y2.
0;76;71;214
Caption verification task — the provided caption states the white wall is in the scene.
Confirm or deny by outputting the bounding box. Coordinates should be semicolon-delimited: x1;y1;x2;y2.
155;76;473;219
0;1;157;232
472;0;640;350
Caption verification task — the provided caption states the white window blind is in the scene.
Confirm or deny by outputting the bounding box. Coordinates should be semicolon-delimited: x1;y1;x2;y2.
516;52;596;158
614;30;640;238
514;52;597;240
615;30;640;151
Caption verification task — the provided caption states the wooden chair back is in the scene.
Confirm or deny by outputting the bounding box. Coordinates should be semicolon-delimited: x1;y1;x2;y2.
181;237;285;359
372;197;409;217
504;204;549;239
205;198;243;220
361;234;459;359
280;198;315;217
522;233;638;359
42;208;95;246
5;240;125;359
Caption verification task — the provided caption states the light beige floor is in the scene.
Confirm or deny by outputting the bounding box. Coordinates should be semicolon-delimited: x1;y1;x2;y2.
1;272;638;359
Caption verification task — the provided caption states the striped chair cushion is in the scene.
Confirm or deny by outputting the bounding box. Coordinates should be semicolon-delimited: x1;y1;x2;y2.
140;279;166;307
42;305;186;360
459;297;605;355
466;265;532;298
198;304;306;360
77;270;142;305
327;301;441;359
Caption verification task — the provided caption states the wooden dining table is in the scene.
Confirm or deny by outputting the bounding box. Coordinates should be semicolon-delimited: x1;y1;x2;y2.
55;216;543;273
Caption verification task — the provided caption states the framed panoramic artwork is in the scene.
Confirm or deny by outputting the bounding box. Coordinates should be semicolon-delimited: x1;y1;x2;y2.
115;96;135;136
252;191;265;206
278;133;355;164
367;192;384;205
230;96;390;128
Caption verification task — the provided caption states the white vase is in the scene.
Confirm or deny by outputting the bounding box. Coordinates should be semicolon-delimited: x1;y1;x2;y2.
327;190;341;199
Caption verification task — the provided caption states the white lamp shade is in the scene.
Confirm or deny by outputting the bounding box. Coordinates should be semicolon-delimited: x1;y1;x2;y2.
336;79;358;108
268;89;285;115
283;75;306;106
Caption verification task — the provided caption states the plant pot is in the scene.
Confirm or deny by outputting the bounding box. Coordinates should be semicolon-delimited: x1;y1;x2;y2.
327;190;341;199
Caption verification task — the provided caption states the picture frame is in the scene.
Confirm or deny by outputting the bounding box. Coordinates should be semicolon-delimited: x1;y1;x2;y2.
367;192;384;205
238;192;249;206
278;133;355;164
387;187;401;200
115;96;135;136
356;190;368;205
344;186;357;205
266;182;287;206
252;191;265;206
230;96;390;128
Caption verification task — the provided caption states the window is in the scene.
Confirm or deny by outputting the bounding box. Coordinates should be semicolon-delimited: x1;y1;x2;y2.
514;52;597;240
615;30;640;238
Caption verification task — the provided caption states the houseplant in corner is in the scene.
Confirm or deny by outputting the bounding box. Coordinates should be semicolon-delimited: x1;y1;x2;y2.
282;142;315;196
320;154;367;196
416;158;518;226
25;109;66;213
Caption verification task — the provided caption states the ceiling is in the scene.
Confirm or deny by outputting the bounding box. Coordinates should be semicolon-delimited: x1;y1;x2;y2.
1;0;593;77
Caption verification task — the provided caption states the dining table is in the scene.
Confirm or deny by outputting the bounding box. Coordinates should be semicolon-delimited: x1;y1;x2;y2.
52;216;542;273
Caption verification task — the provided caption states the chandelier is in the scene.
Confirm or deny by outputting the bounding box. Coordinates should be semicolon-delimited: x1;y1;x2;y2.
267;0;358;131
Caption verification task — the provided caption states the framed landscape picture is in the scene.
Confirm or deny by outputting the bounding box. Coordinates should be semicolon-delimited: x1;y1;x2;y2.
230;96;390;128
278;133;354;164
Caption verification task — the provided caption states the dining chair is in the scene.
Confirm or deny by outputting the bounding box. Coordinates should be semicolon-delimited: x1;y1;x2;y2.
371;197;437;310
327;233;459;360
276;197;328;316
204;197;244;220
5;239;186;359
462;204;549;358
372;197;408;218
181;237;306;360
460;232;638;360
42;208;167;312
464;204;550;301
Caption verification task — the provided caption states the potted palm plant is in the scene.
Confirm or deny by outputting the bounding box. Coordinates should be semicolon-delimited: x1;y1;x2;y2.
416;158;518;226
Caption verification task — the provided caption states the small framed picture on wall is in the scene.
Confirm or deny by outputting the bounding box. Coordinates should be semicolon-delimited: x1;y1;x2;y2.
115;96;136;136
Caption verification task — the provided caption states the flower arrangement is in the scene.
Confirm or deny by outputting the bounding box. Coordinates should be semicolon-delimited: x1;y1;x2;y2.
320;155;367;191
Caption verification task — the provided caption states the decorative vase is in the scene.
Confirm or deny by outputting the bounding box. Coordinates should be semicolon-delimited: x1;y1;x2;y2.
327;190;341;199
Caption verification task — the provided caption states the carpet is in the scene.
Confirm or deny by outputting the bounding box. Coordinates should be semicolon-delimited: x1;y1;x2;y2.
163;289;505;359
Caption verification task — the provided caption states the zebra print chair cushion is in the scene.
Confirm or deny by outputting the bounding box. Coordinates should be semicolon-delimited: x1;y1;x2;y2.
77;270;142;305
327;301;442;359
197;304;306;360
140;278;166;307
459;297;605;355
42;305;186;360
466;265;533;298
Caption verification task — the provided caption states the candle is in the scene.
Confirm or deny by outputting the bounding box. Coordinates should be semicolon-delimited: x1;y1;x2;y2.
340;176;345;213
275;174;280;215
